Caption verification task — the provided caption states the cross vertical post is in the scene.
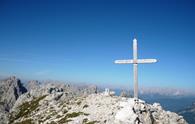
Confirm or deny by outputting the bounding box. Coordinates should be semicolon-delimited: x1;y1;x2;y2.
133;38;138;99
114;38;157;99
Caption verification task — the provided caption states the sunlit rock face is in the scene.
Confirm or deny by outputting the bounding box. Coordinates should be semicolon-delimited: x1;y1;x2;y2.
26;80;41;91
10;93;187;124
0;76;27;124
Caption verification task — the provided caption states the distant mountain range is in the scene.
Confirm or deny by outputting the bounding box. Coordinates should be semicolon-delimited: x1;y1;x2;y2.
139;87;195;97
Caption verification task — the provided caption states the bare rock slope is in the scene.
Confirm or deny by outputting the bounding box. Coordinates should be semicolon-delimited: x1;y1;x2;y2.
10;92;187;124
0;76;188;124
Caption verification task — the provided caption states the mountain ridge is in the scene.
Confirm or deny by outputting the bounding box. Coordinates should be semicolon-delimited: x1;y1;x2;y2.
0;76;189;124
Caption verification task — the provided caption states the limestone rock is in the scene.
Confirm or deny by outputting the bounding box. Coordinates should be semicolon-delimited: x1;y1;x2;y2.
0;76;188;124
10;93;187;124
0;76;27;124
26;80;40;91
0;76;27;110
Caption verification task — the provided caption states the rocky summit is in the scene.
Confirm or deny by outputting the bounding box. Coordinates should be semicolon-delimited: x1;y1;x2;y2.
0;77;188;124
0;76;27;124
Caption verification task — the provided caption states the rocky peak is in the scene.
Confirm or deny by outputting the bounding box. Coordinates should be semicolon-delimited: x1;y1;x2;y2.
26;80;41;91
0;76;27;124
0;76;27;111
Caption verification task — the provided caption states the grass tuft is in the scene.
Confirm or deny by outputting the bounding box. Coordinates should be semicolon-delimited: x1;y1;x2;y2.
9;95;47;123
58;112;89;124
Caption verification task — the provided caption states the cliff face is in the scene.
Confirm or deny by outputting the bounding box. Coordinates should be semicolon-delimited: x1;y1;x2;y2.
0;76;27;110
0;76;27;124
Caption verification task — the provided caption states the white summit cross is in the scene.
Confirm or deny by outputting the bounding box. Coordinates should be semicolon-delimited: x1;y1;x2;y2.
114;38;157;99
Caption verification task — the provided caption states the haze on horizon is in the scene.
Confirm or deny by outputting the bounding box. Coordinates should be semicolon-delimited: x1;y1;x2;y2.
0;0;195;90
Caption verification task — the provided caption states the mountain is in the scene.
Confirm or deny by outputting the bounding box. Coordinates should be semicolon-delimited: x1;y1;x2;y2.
139;87;195;97
179;102;195;124
0;76;188;124
9;92;187;124
0;76;27;124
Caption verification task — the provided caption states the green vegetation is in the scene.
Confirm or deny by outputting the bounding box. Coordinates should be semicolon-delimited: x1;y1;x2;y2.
48;121;58;124
14;119;34;124
58;112;89;124
66;112;85;118
82;118;99;124
58;117;72;124
83;113;90;116
9;95;47;123
85;121;99;124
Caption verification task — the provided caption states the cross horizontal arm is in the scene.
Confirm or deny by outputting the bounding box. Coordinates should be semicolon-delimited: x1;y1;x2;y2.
137;59;157;63
114;59;133;64
114;59;157;64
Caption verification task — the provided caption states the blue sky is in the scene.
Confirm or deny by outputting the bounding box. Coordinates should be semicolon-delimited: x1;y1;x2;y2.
0;0;195;89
